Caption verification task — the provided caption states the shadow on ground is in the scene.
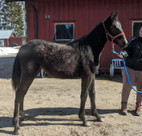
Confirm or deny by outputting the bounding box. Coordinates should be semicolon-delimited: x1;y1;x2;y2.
96;73;123;83
0;107;121;128
0;57;15;79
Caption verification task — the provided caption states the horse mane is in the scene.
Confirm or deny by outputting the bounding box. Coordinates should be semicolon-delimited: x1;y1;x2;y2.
67;34;88;49
68;22;106;52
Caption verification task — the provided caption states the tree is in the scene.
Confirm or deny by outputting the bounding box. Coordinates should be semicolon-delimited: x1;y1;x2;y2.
0;0;6;29
0;0;25;37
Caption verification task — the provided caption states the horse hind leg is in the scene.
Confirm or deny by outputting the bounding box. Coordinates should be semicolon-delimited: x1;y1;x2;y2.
13;100;20;135
13;73;37;135
19;100;27;121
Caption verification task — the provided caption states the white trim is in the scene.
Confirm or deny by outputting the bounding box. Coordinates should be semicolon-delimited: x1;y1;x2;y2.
132;21;142;37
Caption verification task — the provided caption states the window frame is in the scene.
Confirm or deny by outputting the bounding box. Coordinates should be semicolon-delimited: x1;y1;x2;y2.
54;23;75;42
132;20;142;37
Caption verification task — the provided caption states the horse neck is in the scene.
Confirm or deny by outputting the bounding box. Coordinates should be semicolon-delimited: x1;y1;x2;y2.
86;22;107;55
68;22;107;55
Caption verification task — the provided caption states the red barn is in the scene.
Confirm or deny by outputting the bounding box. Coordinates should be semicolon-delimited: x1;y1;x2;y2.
7;0;142;72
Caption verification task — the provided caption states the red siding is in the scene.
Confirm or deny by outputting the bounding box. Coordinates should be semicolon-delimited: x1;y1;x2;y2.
25;0;142;72
9;37;26;46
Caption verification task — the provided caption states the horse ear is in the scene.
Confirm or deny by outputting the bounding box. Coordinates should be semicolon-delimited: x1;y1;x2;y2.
110;12;118;21
110;12;114;19
106;12;116;23
114;13;118;20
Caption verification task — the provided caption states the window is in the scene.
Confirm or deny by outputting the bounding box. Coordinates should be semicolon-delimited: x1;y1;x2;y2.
54;23;74;42
0;40;4;47
132;21;142;37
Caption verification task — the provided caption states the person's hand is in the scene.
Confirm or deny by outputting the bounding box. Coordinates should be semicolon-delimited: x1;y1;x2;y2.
117;53;123;58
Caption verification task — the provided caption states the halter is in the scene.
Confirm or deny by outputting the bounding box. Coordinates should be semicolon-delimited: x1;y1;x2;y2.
102;22;125;47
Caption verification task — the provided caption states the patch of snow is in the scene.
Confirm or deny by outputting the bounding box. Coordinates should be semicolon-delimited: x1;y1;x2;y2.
0;47;20;56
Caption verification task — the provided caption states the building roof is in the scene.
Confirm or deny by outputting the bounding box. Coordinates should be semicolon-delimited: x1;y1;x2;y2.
0;30;13;39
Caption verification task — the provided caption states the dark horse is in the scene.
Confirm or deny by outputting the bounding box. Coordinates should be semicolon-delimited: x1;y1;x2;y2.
12;13;127;135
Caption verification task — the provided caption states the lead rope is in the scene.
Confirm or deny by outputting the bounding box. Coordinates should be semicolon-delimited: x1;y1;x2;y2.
112;49;142;93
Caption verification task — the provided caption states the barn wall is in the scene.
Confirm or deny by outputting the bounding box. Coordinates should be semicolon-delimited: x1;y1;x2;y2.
25;0;142;72
9;37;26;46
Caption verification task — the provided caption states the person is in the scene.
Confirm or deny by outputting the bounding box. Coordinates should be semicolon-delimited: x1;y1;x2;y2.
118;26;142;116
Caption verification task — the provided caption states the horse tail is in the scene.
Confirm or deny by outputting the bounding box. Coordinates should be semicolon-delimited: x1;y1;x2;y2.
12;53;21;91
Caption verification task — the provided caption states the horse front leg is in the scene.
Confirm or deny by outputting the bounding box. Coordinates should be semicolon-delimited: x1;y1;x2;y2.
89;77;103;122
79;75;92;126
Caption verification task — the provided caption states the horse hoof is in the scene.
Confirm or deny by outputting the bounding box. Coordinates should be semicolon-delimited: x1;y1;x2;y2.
14;129;20;135
97;118;104;122
83;122;90;127
21;115;28;121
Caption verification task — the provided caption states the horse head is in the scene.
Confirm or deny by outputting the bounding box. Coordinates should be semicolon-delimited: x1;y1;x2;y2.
104;12;128;48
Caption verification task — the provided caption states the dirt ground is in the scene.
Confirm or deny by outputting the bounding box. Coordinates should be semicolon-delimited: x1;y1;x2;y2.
0;57;142;136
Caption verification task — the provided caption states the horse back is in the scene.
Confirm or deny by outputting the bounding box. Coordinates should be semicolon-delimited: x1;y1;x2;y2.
19;39;95;78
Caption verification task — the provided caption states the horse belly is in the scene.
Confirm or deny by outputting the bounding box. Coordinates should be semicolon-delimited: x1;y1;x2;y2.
42;54;82;78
